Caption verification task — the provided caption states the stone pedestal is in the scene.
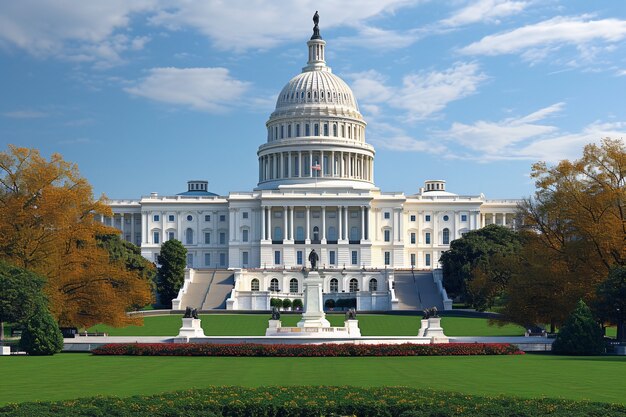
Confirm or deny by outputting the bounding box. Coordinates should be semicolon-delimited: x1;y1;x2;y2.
417;319;429;337
344;320;361;337
177;318;205;338
265;319;282;336
423;317;449;343
297;270;331;328
1;346;10;356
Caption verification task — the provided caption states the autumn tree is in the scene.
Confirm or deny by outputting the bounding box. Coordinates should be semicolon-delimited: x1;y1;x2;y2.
156;239;187;307
0;146;152;327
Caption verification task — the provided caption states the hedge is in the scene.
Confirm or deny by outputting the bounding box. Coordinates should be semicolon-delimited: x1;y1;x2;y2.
92;342;524;356
1;386;624;417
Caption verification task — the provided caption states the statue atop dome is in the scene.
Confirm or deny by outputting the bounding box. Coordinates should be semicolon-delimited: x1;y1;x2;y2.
311;11;322;40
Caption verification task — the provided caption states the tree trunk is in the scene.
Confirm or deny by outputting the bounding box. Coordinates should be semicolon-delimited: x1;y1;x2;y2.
0;321;4;346
550;320;555;334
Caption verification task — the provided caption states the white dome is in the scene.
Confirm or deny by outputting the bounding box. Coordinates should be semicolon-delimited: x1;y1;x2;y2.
275;70;359;112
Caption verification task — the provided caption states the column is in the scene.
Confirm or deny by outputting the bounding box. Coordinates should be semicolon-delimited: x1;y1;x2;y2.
309;152;313;177
320;151;324;178
161;212;166;242
119;214;125;236
283;206;288;242
343;206;349;240
338;206;343;241
288;151;292;178
417;210;423;244
305;206;311;242
454;211;459;239
268;207;273;241
289;207;294;240
131;213;135;244
321;206;326;243
331;151;335;176
432;213;438;245
298;151;302;177
360;206;365;241
141;212;147;244
261;206;266;240
398;209;404;242
229;208;235;242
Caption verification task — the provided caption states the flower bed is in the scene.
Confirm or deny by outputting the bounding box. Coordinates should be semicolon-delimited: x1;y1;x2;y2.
92;342;524;356
1;386;624;417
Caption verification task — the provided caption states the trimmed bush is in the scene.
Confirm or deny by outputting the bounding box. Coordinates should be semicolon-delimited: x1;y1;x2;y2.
269;298;282;308
292;298;303;309
18;304;63;356
552;300;604;355
92;342;524;357
1;386;624;417
324;299;335;309
281;298;292;309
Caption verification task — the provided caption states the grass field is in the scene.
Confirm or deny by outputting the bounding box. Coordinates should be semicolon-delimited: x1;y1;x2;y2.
89;314;526;337
0;353;625;405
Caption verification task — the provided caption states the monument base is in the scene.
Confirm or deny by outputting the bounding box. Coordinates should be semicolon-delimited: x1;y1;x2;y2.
297;270;331;328
417;319;429;337
265;319;282;336
177;318;205;338
422;317;449;343
1;346;10;356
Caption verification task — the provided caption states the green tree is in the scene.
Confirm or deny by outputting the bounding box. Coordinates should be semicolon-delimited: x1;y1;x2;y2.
282;298;292;309
18;303;64;355
594;266;626;343
440;224;523;307
0;261;45;344
156;239;187;307
292;299;303;310
552;300;604;355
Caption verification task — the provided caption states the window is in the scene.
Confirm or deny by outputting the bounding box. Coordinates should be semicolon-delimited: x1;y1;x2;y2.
323;123;328;136
330;278;338;292
351;250;358;265
350;227;358;241
410;253;416;266
168;215;175;222
384;251;390;265
219;232;226;245
410;232;416;244
274;226;283;240
153;214;160;222
305;124;310;136
280;125;284;139
219;215;226;222
290;278;298;293
287;124;291;138
313;226;319;242
461;214;467;222
443;215;449;222
270;278;279;292
242;251;249;266
296;124;300;137
187;215;193;221
251;278;259;291
328;226;337;240
296;211;305;218
153;231;160;244
442;228;450;245
329;250;336;265
205;232;211;244
205;215;211;222
242;229;249;242
296;226;304;240
185;228;193;245
296;250;303;265
425;253;431;266
242;212;249;219
410;215;416;222
425;215;431;222
204;253;211;266
168;231;175;241
369;279;378;292
425;232;431;244
349;278;358;292
384;229;391;242
186;254;193;268
314;124;319;136
274;250;281;265
384;212;390;219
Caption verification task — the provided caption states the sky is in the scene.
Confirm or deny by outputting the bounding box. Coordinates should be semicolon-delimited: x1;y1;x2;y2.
0;0;625;200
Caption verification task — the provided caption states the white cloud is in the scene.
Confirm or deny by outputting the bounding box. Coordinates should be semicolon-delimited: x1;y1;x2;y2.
125;67;250;112
2;110;48;119
0;0;156;64
348;62;487;121
368;122;446;153
441;0;529;27
334;25;422;50
460;16;626;57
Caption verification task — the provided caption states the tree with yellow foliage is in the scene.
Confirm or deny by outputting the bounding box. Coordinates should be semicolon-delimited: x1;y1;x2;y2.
0;146;152;328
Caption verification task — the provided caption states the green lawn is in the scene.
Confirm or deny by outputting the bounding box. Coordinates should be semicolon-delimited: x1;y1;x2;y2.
0;354;624;405
89;314;526;337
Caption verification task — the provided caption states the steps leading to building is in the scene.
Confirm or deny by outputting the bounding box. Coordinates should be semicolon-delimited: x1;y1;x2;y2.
393;271;444;311
201;271;235;310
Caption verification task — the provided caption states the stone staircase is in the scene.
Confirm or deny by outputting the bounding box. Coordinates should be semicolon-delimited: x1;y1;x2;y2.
200;271;235;310
393;271;444;310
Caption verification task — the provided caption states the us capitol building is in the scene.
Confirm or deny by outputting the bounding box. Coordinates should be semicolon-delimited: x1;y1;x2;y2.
103;17;520;311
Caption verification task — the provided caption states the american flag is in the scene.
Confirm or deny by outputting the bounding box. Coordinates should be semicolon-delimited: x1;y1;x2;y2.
311;163;321;171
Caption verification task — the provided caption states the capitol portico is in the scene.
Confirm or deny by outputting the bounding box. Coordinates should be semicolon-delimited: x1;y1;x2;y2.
102;17;521;311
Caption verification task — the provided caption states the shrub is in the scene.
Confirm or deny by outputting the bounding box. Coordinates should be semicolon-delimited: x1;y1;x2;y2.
269;298;282;308
92;342;524;357
1;386;624;417
324;299;335;309
281;298;292;309
292;298;303;309
18;304;63;356
552;300;604;355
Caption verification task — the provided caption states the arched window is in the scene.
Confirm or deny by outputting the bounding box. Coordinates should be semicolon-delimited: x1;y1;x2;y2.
270;278;279;292
328;226;337;240
369;279;378;292
442;228;450;245
349;278;358;292
290;278;298;293
333;124;337;136
330;278;338;292
274;226;283;240
185;228;193;245
313;226;319;242
251;278;259;292
296;226;304;240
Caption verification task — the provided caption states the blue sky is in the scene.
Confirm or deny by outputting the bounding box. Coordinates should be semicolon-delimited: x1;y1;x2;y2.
0;0;624;199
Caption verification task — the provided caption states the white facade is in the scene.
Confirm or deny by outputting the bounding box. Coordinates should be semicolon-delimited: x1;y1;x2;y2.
103;23;520;309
